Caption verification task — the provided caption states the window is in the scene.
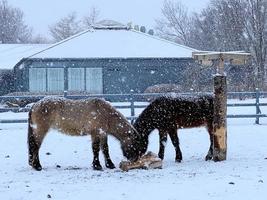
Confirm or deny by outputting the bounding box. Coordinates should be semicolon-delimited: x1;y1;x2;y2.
86;68;103;94
29;68;46;92
29;66;103;93
68;68;85;91
47;68;64;92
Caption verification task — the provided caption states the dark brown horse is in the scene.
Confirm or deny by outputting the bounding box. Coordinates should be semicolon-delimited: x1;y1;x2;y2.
28;97;142;171
133;94;214;162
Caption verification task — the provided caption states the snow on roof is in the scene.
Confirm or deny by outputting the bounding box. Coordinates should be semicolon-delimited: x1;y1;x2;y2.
93;19;128;29
193;51;251;56
0;44;50;70
29;27;198;59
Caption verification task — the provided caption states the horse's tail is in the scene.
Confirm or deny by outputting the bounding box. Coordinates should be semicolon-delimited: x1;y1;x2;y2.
28;109;33;143
28;109;36;166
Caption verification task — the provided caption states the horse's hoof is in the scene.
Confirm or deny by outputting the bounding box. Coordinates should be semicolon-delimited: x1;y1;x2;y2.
205;155;213;161
93;165;103;171
33;165;42;171
158;154;164;160
106;162;116;169
92;164;103;171
175;155;182;162
31;161;42;171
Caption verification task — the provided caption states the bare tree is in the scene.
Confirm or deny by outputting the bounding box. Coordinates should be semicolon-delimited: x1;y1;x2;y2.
189;6;219;51
30;34;50;44
243;0;267;89
192;0;267;89
49;12;82;42
190;0;248;51
0;0;32;43
83;6;100;28
156;0;267;90
155;0;193;46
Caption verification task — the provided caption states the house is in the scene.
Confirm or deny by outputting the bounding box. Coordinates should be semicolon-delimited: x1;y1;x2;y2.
0;44;49;95
13;21;199;94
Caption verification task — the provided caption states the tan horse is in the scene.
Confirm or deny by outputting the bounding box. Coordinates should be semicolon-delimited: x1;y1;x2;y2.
28;97;142;171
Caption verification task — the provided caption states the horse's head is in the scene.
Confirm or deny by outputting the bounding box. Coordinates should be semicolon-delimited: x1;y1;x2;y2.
131;107;156;161
136;132;149;156
130;119;152;160
121;128;148;162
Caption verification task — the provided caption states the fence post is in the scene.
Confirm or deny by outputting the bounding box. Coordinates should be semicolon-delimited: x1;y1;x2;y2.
64;91;68;98
130;92;135;124
255;88;260;124
213;74;227;161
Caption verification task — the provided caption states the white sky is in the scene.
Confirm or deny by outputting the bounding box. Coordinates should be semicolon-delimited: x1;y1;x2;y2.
6;0;210;37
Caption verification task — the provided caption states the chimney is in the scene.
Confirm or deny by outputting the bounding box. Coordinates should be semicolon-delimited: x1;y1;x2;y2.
148;29;154;35
140;26;146;33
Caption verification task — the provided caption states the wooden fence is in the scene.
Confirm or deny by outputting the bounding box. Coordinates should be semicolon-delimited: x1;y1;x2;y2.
0;90;267;124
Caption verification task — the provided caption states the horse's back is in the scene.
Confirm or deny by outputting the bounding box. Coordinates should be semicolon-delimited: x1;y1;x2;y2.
29;97;128;135
144;94;214;128
151;94;213;113
31;97;105;115
30;97;97;133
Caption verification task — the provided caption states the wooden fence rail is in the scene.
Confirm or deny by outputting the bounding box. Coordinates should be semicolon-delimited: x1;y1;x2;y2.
0;91;267;124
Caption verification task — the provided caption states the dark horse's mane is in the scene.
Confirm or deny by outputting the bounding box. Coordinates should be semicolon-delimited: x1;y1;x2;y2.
134;93;214;161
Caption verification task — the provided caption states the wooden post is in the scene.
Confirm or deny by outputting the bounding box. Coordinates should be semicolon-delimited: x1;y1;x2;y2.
130;91;135;124
64;90;68;98
213;74;227;161
192;51;251;162
64;66;68;92
255;88;260;124
218;53;224;74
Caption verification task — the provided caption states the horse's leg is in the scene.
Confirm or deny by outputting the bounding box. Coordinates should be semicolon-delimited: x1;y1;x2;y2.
28;124;48;171
100;135;115;169
91;135;103;170
169;128;182;162
158;129;168;160
205;122;214;161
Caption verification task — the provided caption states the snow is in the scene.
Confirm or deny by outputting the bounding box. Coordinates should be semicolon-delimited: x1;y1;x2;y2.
29;28;197;59
0;99;267;200
0;44;49;70
193;51;251;57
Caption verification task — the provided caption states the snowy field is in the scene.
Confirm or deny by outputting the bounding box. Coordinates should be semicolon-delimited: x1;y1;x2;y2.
0;99;267;200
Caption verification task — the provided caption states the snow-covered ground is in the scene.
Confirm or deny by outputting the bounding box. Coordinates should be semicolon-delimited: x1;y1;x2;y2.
0;99;267;200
